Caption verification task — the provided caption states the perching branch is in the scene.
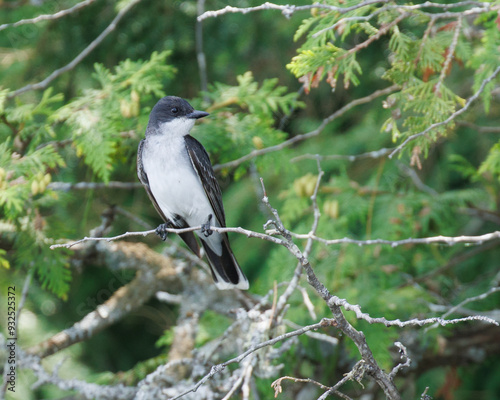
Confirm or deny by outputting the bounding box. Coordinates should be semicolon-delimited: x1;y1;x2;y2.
51;224;500;253
388;342;411;380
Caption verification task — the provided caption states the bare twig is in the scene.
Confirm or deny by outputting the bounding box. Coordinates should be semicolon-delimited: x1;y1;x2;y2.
329;296;498;327
0;0;97;32
291;148;394;163
389;342;411;380
272;376;332;396
443;286;500;320
284;319;338;346
318;360;366;400
291;230;500;247
48;181;142;191
425;286;500;332
389;66;500;158
7;0;141;99
198;0;389;21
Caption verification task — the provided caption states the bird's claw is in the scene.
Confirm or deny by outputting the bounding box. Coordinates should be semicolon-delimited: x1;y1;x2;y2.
201;214;213;237
155;223;170;241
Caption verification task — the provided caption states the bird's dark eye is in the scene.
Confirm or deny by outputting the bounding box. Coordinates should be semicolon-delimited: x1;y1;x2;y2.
171;107;178;114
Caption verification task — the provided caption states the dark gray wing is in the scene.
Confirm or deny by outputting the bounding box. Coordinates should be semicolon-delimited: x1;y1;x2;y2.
184;135;226;227
137;139;200;256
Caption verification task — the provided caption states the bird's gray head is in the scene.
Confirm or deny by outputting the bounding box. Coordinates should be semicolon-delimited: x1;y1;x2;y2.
146;96;209;136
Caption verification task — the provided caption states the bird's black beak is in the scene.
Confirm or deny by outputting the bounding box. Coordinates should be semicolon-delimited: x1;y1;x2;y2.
187;110;210;119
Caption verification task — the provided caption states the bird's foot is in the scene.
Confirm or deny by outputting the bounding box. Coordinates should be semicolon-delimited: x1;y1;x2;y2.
201;214;213;237
155;223;171;241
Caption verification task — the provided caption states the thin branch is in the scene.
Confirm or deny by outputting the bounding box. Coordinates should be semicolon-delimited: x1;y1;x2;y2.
49;225;286;250
257;181;402;399
198;0;390;21
272;376;348;399
51;224;500;252
199;1;492;22
284;320;338;346
0;0;97;32
221;360;252;400
389;66;500;158
318;360;366;400
291;230;500;247
329;296;498;327
48;181;142;191
442;286;500;321
7;0;142;99
388;342;411;380
291;147;394;163
213;84;400;171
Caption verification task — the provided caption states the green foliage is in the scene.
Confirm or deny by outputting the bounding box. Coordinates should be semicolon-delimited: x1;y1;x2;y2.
286;2;499;169
195;71;303;177
53;50;175;182
1;2;499;399
0;51;175;297
468;11;500;113
478;141;500;180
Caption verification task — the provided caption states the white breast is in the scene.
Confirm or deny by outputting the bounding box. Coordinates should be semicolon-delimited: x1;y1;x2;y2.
142;127;222;254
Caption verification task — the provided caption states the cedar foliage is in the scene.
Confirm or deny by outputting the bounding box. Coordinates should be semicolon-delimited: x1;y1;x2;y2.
0;1;499;399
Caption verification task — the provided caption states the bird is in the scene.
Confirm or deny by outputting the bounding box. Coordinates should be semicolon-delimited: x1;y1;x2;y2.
137;96;249;290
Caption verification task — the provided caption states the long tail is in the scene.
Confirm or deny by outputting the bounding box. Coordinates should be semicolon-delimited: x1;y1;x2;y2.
200;236;249;290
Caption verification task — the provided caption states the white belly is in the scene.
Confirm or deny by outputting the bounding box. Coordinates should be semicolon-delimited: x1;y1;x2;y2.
142;134;222;253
